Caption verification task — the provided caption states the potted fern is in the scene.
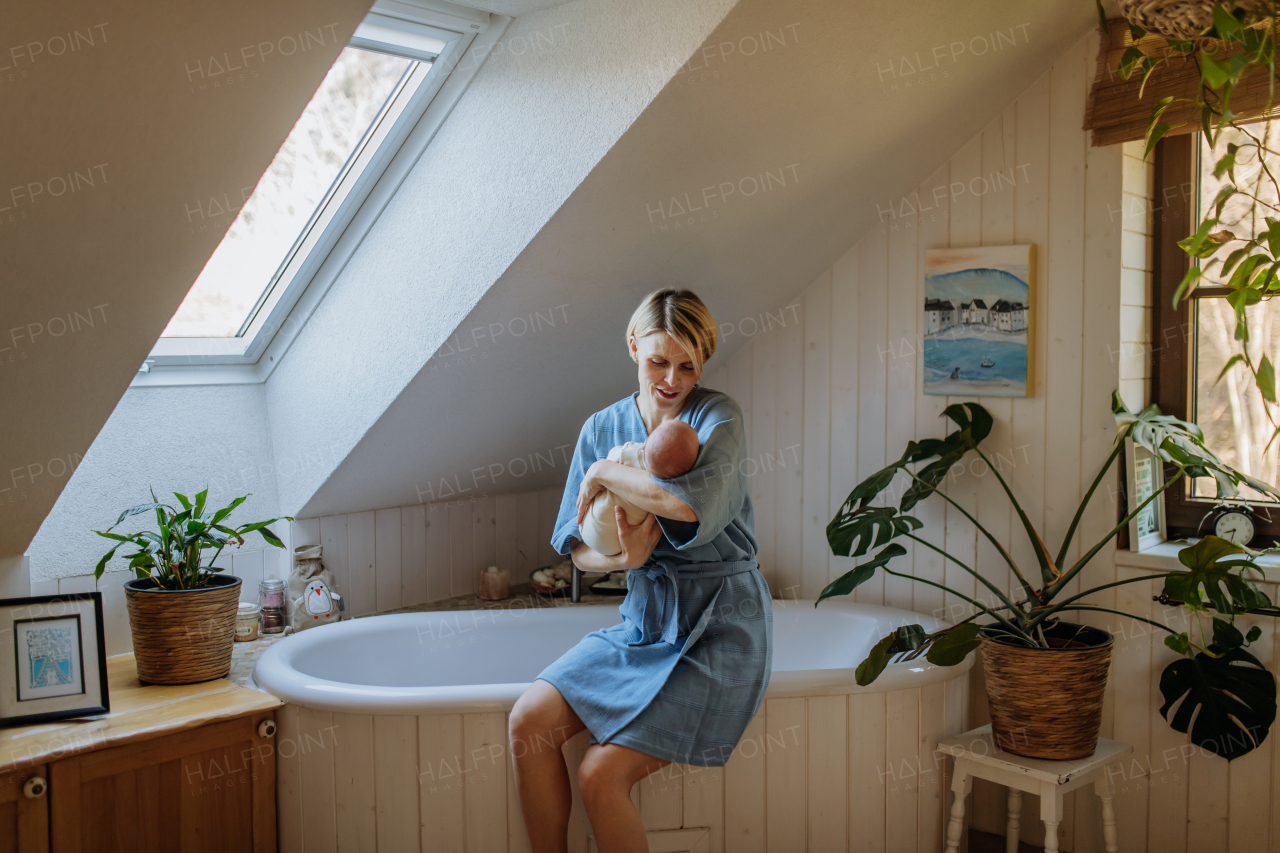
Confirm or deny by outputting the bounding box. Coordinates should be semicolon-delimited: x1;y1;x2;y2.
819;393;1279;760
95;488;290;684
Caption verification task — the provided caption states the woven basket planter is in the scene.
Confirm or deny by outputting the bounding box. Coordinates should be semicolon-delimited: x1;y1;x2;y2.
980;621;1114;760
1119;0;1270;39
124;574;243;685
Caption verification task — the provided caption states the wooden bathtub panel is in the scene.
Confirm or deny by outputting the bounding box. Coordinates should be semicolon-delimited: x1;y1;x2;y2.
464;712;508;853
885;688;920;853
332;712;376;851
765;697;807;852
848;692;887;852
419;713;464;853
722;713;765;853
807;694;848;852
375;715;420;850
682;756;724;853
276;705;303;853
917;681;947;853
277;671;968;852
297;707;337;853
639;760;682;831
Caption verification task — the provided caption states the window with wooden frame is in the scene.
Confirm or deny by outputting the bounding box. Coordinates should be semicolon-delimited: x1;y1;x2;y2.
1152;132;1280;540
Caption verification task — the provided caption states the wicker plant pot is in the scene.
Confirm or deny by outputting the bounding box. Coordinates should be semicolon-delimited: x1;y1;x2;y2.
980;621;1114;760
124;574;243;685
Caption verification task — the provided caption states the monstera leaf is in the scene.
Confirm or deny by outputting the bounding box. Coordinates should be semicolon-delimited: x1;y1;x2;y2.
1160;646;1276;760
1113;393;1280;501
826;507;920;559
1164;536;1271;614
855;623;926;686
925;623;984;666
942;402;994;448
816;543;908;604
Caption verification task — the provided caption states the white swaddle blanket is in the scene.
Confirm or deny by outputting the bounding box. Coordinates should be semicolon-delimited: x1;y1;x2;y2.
580;442;649;556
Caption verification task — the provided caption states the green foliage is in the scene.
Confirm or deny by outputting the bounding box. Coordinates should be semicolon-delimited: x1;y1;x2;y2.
1163;535;1271;613
94;488;291;590
1159;620;1277;760
1117;2;1280;454
823;391;1279;758
855;624;926;686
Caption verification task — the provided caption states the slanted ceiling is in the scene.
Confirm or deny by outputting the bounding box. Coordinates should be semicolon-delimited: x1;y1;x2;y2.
0;0;372;556
302;0;1099;516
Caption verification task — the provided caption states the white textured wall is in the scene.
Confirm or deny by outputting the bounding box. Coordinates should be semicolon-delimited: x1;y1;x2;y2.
263;0;739;515
28;384;282;584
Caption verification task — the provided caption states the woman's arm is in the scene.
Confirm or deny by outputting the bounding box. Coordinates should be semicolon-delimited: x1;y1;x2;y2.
575;460;696;525
569;506;663;572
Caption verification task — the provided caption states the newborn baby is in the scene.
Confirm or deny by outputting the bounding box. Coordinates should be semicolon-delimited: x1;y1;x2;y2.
580;419;700;557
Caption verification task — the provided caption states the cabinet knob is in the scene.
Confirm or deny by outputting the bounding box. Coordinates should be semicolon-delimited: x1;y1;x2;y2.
23;777;46;799
258;719;277;738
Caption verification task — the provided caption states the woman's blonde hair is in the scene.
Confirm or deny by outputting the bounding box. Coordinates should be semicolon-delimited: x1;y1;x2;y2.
626;289;718;376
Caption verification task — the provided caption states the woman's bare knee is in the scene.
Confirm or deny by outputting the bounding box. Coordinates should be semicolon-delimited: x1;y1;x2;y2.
577;745;666;806
510;680;582;759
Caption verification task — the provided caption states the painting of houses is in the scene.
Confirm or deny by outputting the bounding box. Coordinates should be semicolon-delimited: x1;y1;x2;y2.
922;245;1035;397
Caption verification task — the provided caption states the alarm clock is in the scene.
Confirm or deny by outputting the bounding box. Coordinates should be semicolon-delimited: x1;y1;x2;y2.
1211;505;1256;546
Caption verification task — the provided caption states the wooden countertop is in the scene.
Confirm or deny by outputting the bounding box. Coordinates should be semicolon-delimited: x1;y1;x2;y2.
0;653;280;773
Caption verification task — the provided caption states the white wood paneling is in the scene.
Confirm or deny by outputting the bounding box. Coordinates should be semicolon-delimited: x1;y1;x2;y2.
332;711;377;851
375;715;421;848
402;504;428;609
375;507;402;613
280;674;966;853
347;510;377;617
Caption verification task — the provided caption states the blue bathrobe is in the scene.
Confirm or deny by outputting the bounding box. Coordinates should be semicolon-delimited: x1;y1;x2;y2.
536;385;773;767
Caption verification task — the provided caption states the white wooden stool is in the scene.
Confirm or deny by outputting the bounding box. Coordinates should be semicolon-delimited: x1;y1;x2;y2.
936;724;1132;853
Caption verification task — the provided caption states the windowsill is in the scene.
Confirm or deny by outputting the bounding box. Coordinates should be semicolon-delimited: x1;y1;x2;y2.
1115;538;1280;585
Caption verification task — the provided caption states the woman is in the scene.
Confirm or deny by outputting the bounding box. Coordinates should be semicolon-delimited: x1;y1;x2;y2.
509;289;773;853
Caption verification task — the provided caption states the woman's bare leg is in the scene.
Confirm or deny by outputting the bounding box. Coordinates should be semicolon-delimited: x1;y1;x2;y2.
509;679;587;853
577;743;671;853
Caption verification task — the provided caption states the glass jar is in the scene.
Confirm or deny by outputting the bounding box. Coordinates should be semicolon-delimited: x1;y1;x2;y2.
261;606;286;634
235;602;261;642
259;578;286;610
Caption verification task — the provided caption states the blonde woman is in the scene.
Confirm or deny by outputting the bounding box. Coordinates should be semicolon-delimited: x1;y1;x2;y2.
509;289;773;853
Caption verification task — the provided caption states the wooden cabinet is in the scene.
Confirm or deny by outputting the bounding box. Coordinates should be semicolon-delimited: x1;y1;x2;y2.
0;655;281;853
0;764;49;852
49;710;276;853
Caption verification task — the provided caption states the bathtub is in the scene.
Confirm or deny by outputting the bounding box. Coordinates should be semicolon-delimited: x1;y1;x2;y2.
258;598;972;853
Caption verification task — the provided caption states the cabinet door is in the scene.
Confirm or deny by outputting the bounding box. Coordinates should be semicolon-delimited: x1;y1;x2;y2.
0;763;49;853
49;711;275;853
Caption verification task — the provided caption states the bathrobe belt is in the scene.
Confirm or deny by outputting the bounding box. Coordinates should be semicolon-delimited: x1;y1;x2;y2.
628;558;758;648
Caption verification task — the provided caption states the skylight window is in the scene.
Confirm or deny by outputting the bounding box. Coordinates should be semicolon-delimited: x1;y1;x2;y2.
164;48;418;338
140;3;499;381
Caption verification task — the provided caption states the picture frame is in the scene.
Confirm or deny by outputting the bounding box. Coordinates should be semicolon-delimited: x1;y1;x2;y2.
922;244;1036;398
0;592;109;728
1125;437;1167;552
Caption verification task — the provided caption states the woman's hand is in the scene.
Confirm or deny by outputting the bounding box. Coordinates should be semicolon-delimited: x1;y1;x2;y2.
575;459;609;525
614;505;661;570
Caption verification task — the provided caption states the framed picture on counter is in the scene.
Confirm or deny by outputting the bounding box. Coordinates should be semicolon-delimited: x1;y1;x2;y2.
0;592;109;728
1125;437;1167;552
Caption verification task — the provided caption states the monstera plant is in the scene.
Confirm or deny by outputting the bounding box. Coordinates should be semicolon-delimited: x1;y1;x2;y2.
818;393;1279;760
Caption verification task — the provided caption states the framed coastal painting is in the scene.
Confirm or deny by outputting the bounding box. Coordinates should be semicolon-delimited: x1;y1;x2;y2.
0;592;109;728
923;245;1036;397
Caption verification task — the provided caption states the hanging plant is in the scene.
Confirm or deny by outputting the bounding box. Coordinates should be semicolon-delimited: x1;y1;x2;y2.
1105;2;1280;451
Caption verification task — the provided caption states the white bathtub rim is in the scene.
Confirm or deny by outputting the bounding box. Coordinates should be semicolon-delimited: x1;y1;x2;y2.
253;599;974;715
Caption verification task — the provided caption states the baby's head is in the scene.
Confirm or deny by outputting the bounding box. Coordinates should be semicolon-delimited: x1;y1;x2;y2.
643;420;700;480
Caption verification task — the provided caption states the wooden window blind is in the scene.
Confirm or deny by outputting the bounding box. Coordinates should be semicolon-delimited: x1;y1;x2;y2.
1085;18;1280;147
